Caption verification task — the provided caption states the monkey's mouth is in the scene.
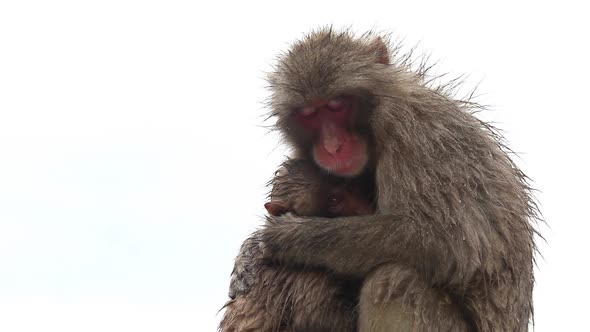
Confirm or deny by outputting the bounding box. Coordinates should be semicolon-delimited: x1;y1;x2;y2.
312;135;368;177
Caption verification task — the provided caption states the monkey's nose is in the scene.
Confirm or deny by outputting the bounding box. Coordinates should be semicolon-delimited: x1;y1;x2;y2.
324;136;343;155
321;121;345;155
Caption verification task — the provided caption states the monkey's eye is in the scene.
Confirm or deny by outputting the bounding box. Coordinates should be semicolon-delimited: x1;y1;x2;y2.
327;98;344;111
298;106;317;117
294;105;321;130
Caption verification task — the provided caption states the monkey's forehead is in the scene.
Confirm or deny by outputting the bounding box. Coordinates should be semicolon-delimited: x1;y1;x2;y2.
268;30;389;104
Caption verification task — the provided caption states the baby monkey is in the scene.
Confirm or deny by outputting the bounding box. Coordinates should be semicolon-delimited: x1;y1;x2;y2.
265;158;375;218
220;158;374;332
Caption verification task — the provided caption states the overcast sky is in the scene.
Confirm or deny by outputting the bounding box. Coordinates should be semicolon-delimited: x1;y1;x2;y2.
0;1;588;331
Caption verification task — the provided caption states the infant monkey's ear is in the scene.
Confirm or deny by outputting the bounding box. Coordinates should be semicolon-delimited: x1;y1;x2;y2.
264;202;289;216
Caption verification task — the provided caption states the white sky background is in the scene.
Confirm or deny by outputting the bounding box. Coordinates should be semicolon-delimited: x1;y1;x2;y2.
0;1;587;331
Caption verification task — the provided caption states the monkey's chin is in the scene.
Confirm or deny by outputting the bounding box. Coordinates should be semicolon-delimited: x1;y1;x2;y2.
312;140;368;177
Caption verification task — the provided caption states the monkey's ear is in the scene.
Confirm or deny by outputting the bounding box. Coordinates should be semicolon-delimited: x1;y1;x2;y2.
370;37;390;65
264;202;289;216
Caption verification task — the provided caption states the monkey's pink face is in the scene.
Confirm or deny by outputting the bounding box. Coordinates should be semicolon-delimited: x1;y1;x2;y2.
295;95;369;177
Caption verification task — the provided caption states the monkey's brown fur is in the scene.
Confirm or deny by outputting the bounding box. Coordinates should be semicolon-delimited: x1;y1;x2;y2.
220;241;358;332
223;159;470;331
233;28;540;331
220;159;362;332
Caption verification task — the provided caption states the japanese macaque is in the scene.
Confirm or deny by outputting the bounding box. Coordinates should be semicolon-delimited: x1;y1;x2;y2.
220;158;373;332
264;158;375;218
230;28;540;332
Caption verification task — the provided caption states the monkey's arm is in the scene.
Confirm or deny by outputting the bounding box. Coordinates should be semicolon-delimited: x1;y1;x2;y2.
261;213;491;286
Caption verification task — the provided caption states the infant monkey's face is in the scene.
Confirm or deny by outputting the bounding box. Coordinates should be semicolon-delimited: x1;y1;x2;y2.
322;184;374;217
265;159;375;218
265;181;374;218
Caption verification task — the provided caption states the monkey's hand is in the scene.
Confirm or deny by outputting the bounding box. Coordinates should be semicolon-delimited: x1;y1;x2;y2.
228;232;266;299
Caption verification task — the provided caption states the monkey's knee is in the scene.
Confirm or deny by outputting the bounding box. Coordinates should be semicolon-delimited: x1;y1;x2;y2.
361;264;420;303
358;264;471;332
358;264;417;332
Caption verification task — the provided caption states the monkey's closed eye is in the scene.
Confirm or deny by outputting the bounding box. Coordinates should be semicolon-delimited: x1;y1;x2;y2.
299;106;317;117
327;98;344;111
327;95;354;112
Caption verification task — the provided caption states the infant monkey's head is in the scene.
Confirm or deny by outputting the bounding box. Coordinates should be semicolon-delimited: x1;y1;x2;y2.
265;159;375;217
